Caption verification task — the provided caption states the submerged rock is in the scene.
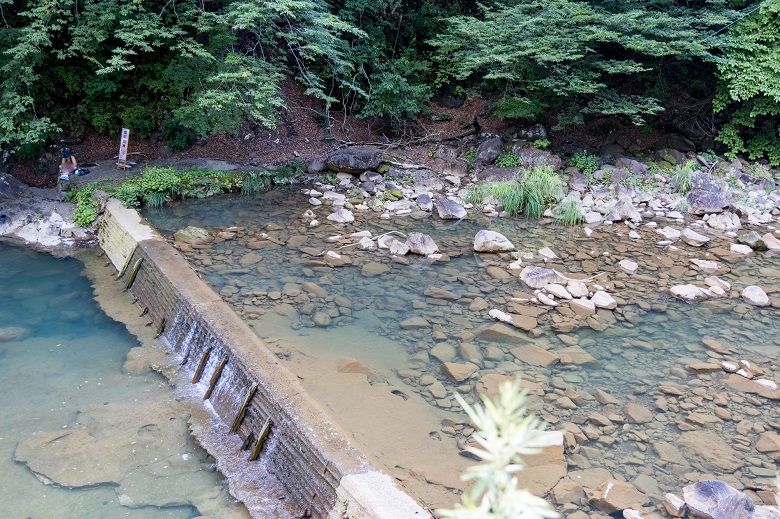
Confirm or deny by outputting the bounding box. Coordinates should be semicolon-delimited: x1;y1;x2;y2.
0;326;30;342
520;266;567;289
174;226;210;244
587;479;649;514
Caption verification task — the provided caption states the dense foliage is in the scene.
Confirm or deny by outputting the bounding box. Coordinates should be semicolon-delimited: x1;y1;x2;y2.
1;0;777;162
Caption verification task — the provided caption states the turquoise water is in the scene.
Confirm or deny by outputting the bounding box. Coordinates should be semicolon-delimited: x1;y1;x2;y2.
0;243;246;518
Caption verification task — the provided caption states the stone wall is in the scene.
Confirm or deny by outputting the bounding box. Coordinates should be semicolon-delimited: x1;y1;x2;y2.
98;200;430;519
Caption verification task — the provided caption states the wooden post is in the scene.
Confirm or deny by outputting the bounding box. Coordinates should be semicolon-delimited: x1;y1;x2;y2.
249;417;272;461
204;355;228;400
192;346;212;384
124;258;144;290
230;383;258;434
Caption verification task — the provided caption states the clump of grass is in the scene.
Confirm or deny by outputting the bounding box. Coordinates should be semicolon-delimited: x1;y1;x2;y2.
553;200;583;225
464;166;564;218
241;172;272;195
670;161;698;194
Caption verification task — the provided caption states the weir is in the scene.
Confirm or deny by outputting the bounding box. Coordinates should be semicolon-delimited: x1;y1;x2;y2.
98;199;430;519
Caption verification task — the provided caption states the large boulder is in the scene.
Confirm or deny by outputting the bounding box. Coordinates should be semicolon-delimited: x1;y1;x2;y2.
0;173;28;199
473;230;515;252
511;142;564;171
475;137;504;164
687;171;732;215
434;197;467;219
683;480;780;519
325;148;383;173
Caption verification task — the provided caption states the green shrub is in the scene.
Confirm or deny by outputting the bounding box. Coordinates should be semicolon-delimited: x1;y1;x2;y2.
141;167;181;195
495;152;521;168
438;379;558;519
533;139;550;150
568;152;598;176
553;200;583;225
465;166;564;218
71;184;99;227
112;181;144;207
464;148;477;161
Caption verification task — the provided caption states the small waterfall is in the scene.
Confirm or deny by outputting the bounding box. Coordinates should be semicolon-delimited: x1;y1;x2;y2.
99;201;426;519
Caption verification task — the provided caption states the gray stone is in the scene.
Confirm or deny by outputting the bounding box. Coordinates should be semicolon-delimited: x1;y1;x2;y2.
307;159;326;173
326;209;355;223
325;148;382;173
434;197;467;220
473;230;515;252
406;233;438;255
520;266;566;289
0;172;28;199
742;285;770;307
670;284;709;302
511;142;564;171
680;228;710;247
415;194;433;211
738;231;768;251
623;402;653;423
687;190;732;215
606;199;642;222
475;137;504;164
705;212;741;231
476;167;521;182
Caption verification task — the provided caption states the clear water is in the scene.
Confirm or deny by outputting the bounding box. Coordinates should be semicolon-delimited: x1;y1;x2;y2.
144;188;780;513
0;243;247;518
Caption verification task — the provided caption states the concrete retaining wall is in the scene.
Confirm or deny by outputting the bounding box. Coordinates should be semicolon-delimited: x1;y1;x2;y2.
98;199;430;519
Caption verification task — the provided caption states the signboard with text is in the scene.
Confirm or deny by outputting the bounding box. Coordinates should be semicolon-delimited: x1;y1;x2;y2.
118;128;130;162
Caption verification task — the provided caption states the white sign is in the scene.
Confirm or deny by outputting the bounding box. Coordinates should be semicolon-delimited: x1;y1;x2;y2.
118;128;130;162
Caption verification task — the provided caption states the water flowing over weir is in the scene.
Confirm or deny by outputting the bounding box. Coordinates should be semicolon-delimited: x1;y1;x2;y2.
98;199;430;519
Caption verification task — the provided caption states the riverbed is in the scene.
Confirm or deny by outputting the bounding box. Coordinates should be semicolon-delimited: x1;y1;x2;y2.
143;187;780;515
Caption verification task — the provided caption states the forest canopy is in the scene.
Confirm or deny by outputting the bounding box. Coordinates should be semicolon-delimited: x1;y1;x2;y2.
0;0;777;163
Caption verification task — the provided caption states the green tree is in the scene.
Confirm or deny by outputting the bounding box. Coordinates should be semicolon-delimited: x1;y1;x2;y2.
715;0;780;165
0;0;363;150
430;0;734;126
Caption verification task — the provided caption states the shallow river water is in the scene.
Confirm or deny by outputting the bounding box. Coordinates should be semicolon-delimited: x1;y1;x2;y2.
0;243;251;518
144;188;780;515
